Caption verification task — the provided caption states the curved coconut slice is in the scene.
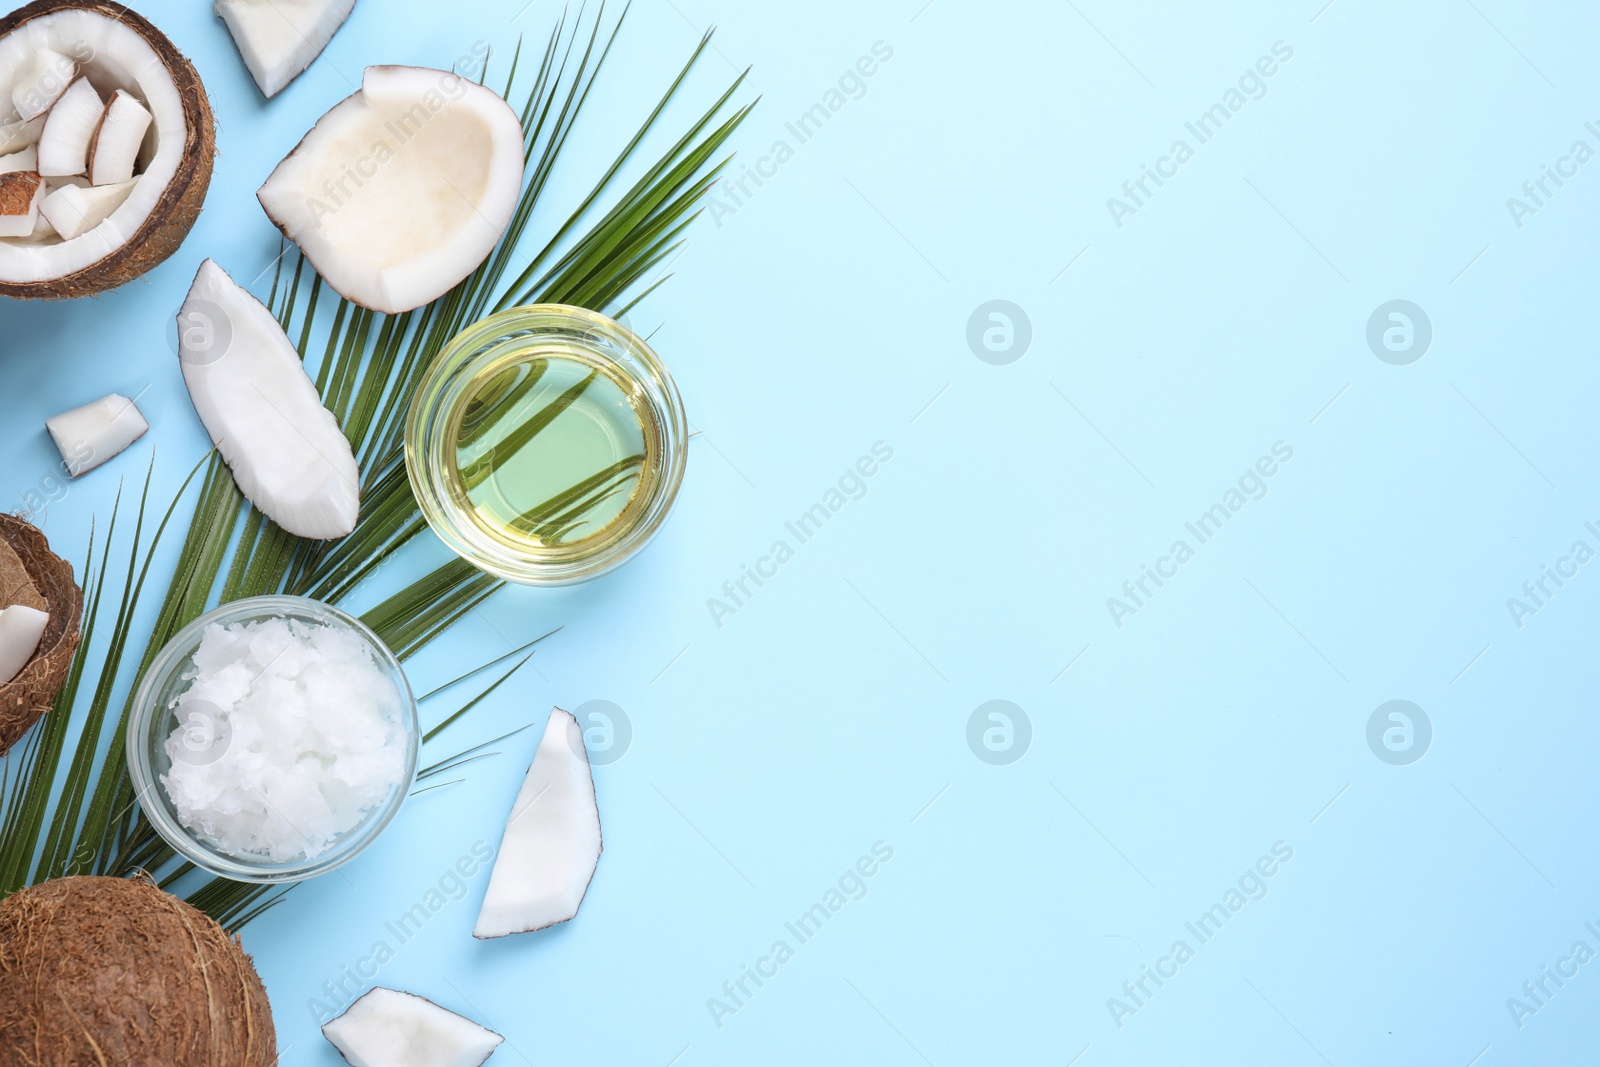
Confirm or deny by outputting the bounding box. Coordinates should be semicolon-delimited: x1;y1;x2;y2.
474;707;603;939
10;47;75;121
0;515;82;754
46;392;148;476
258;65;524;315
0;113;43;154
0;144;35;173
87;89;152;185
216;0;356;99
36;75;100;176
0;171;43;237
322;988;503;1067
0;605;47;685
0;1;214;299
178;259;360;540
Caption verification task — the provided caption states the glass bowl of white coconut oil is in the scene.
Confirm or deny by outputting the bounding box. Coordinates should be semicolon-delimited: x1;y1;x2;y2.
126;595;419;883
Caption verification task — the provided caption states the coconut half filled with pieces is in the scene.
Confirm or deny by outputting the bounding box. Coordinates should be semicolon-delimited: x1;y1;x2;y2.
0;0;214;299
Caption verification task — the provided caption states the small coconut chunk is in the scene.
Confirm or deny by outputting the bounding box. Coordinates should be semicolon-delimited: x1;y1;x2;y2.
177;259;360;539
0;605;48;686
257;65;525;314
474;707;603;938
11;49;76;122
0;114;43;155
0;145;36;174
39;179;135;240
215;0;357;99
0;172;43;239
45;394;149;477
86;90;152;186
322;988;502;1067
36;77;103;177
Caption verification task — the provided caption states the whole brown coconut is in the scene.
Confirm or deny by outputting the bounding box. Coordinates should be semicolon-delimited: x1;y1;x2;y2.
0;514;81;754
0;0;215;299
0;875;276;1066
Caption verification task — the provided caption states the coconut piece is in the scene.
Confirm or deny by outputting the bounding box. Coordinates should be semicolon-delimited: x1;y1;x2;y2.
215;0;357;99
10;47;75;121
322;987;503;1067
0;112;42;154
0;538;45;612
35;75;101;176
0;515;81;753
45;392;149;476
0;875;277;1064
0;605;47;686
257;64;524;314
38;177;135;240
0;144;35;173
474;707;603;938
85;88;152;186
177;259;360;539
0;1;215;298
0;171;43;237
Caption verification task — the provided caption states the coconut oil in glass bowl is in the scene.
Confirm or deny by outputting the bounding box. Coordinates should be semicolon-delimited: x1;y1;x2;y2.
407;305;687;584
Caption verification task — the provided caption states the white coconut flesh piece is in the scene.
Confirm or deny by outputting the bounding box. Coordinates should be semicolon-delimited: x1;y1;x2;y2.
10;47;74;121
35;75;99;176
0;605;48;686
215;0;357;99
257;64;525;315
0;144;34;173
0;113;42;154
178;259;360;540
322;987;503;1067
87;89;151;186
475;707;603;939
0;171;42;238
0;11;188;285
39;178;134;240
45;393;148;477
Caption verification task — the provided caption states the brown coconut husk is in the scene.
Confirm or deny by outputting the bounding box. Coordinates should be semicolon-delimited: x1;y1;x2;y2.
0;0;215;299
0;875;277;1066
0;514;81;754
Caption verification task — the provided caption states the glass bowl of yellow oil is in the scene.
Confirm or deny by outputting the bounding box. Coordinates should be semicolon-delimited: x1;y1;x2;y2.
406;305;688;584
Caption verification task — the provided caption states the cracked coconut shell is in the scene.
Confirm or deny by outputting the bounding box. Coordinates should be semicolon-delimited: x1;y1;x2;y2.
0;513;80;754
0;875;276;1066
0;0;215;299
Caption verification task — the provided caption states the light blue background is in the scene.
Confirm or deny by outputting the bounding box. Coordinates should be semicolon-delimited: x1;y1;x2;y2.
3;0;1598;1063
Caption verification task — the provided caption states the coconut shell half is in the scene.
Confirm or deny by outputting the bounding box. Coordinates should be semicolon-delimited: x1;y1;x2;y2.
0;513;80;754
0;875;277;1066
0;0;215;299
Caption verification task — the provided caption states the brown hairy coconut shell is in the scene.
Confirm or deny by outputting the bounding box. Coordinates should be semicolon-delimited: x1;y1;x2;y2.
0;0;215;299
0;875;277;1066
0;514;81;754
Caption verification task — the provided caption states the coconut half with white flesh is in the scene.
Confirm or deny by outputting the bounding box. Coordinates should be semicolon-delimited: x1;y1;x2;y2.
258;64;525;315
322;988;503;1067
475;707;603;939
215;0;356;99
0;515;81;753
0;604;46;685
45;392;147;476
0;0;214;298
177;259;360;540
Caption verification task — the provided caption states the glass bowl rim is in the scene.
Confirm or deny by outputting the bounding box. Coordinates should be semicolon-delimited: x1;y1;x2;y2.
123;594;419;884
405;303;689;586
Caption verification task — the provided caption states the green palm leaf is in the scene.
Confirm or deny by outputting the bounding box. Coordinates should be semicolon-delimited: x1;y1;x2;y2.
0;5;750;931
